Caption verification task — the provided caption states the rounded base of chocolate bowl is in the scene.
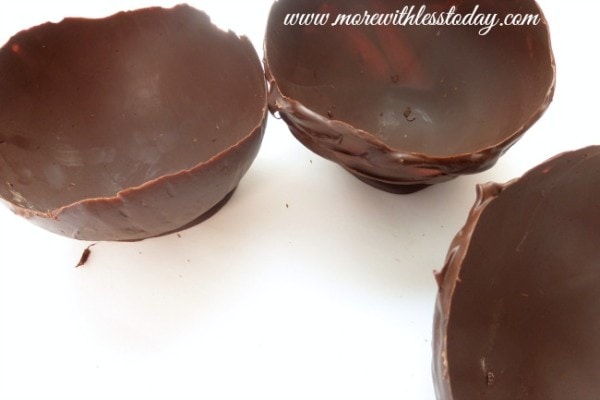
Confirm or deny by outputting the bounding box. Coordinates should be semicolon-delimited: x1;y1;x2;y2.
351;172;432;194
147;188;236;241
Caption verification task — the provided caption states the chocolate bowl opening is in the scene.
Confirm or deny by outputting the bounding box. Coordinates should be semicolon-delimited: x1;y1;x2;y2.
0;5;265;213
267;0;553;158
265;0;555;191
433;146;600;399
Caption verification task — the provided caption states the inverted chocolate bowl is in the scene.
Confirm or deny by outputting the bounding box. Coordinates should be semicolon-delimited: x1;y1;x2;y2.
0;5;268;241
264;0;555;193
433;145;600;399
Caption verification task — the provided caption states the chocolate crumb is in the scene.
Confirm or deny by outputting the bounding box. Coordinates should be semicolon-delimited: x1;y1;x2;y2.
404;107;416;122
75;243;96;268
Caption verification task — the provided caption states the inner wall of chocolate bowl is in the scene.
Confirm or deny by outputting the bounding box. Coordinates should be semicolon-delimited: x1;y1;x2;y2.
266;0;554;157
445;151;600;399
0;6;265;213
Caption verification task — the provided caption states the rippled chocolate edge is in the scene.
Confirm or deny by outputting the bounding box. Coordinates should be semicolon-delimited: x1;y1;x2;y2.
432;145;600;399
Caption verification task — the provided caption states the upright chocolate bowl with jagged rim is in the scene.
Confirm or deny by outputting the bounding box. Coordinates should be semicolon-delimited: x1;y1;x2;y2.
264;0;555;193
0;5;268;241
433;146;600;399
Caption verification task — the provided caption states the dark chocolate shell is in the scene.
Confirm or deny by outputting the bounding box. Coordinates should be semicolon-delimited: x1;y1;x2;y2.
264;0;555;193
0;5;268;241
433;145;600;399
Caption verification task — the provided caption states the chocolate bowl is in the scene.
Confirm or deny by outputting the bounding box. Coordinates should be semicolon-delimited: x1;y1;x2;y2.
433;146;600;399
264;0;555;193
0;5;267;241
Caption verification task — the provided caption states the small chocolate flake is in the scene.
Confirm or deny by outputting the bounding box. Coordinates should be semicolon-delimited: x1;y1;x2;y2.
326;111;333;118
404;107;416;122
75;243;96;268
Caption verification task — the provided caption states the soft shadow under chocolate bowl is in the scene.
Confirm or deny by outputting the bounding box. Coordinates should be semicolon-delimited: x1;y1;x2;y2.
264;0;555;193
0;5;267;241
433;145;600;399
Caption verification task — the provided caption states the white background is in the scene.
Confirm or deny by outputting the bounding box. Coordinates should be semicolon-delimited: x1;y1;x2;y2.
0;1;596;399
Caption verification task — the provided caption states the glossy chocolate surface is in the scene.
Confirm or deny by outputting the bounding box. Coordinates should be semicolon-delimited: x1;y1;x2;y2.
0;5;267;241
433;146;600;399
265;0;555;192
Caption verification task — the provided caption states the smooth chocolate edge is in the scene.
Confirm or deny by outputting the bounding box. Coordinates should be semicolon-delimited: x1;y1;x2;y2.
431;145;599;400
263;0;556;191
6;5;269;241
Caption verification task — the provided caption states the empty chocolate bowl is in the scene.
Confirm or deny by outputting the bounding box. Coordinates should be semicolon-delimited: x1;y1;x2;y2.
0;5;267;241
433;146;600;399
264;0;555;193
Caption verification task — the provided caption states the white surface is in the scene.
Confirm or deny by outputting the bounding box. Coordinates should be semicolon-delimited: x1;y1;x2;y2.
0;1;596;399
